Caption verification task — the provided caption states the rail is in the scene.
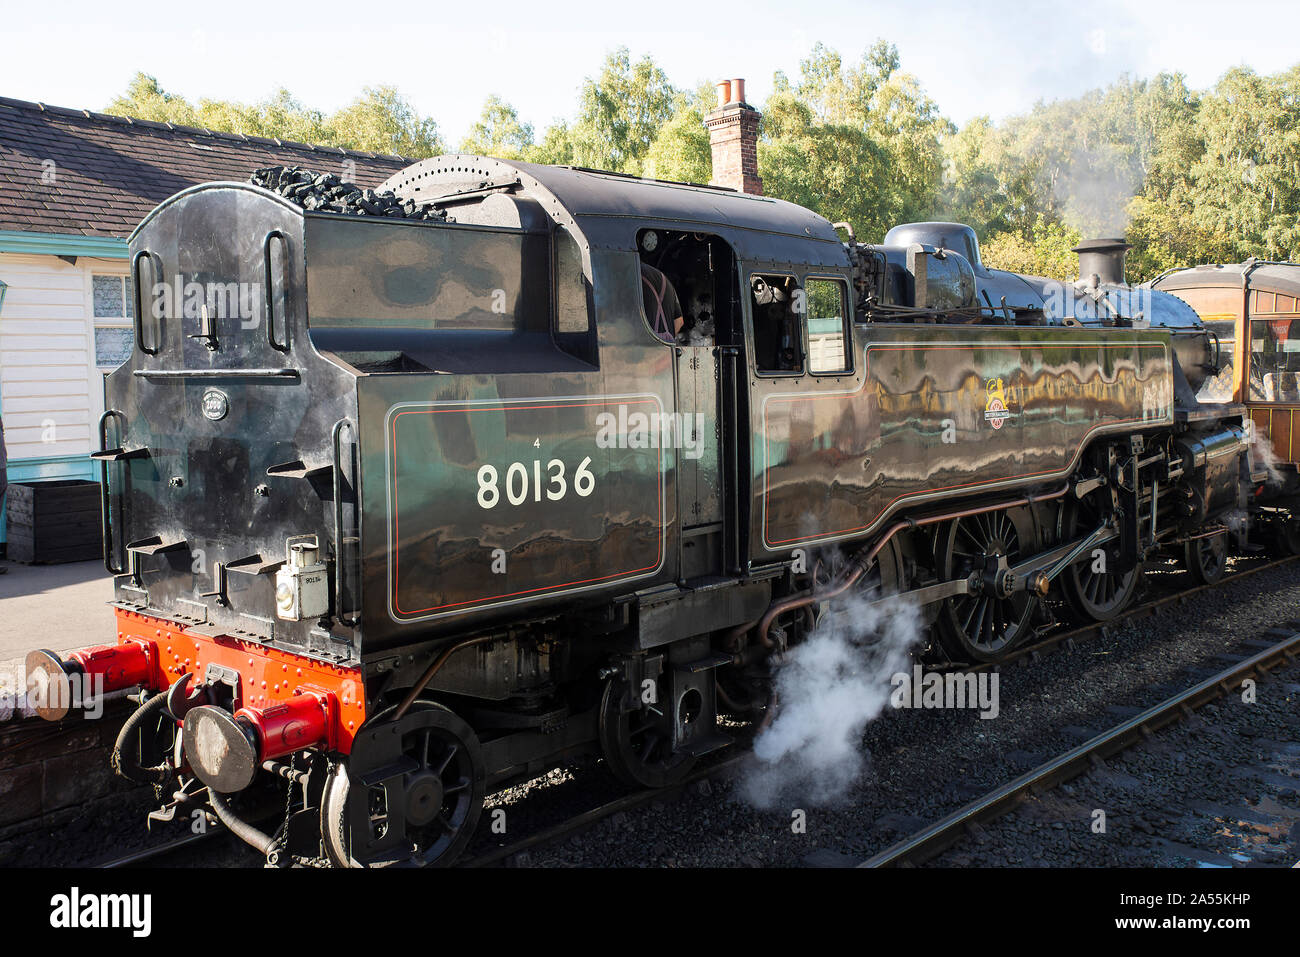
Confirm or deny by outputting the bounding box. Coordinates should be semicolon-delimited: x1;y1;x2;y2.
860;626;1300;867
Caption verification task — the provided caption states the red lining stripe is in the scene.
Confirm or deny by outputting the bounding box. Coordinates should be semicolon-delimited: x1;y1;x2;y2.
390;399;664;617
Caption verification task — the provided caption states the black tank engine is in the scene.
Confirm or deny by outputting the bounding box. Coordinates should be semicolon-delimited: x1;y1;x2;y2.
26;157;1262;866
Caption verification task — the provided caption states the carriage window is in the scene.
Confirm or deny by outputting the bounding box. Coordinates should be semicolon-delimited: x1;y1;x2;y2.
1249;318;1300;402
750;273;803;374
806;278;850;375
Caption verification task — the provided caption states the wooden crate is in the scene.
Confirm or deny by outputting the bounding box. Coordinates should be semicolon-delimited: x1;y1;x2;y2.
5;480;102;564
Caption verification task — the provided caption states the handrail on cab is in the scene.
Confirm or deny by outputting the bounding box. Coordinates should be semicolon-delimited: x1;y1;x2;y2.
98;409;128;574
1204;326;1222;374
331;418;359;627
263;230;290;353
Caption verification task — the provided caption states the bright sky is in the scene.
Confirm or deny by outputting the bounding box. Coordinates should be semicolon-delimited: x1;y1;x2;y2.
2;0;1297;144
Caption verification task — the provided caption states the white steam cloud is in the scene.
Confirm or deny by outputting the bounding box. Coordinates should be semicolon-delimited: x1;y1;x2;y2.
739;593;922;809
1056;142;1143;239
1246;418;1284;487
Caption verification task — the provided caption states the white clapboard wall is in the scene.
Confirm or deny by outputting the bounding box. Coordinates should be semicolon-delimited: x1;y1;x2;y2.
0;252;128;478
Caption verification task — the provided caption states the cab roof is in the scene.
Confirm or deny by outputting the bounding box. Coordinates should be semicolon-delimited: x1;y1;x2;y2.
380;154;849;269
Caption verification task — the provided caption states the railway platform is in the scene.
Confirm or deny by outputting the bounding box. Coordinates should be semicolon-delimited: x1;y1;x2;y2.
0;559;115;688
0;560;135;847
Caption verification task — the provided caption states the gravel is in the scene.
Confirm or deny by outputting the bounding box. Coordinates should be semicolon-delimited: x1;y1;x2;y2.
929;658;1300;867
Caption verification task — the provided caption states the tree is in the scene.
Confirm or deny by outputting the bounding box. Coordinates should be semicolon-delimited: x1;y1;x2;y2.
325;86;443;157
105;77;443;158
459;96;534;160
641;93;712;184
1187;66;1300;261
981;215;1083;281
942;71;1216;280
105;73;200;126
937;117;1018;237
759;85;887;237
198;89;329;145
566;48;679;174
525;121;577;166
758;41;949;241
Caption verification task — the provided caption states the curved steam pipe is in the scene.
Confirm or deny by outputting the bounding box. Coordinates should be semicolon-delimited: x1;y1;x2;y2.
393;633;501;721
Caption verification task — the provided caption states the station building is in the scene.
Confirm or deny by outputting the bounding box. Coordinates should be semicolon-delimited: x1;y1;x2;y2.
0;97;407;546
0;80;769;549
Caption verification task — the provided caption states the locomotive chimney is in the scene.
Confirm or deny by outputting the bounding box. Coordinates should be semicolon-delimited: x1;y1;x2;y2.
1072;237;1132;286
704;77;763;195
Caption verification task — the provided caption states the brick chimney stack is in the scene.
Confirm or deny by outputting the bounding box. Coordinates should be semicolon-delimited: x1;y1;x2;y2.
704;78;763;195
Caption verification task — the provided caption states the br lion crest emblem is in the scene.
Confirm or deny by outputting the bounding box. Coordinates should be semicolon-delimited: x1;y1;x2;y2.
984;377;1012;430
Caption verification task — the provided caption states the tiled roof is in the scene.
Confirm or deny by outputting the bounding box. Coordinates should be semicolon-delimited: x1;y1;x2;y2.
0;96;412;238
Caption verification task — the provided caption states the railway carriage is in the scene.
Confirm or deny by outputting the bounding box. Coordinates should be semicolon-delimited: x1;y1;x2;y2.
1153;262;1300;550
26;157;1261;866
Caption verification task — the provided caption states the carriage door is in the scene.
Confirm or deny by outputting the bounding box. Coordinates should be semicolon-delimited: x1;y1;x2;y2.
637;229;738;581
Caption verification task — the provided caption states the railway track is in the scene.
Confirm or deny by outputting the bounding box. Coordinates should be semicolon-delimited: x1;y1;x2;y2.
95;554;1298;869
860;626;1300;868
100;829;235;869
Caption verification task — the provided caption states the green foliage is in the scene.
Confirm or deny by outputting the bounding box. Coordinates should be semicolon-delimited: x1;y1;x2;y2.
1186;66;1300;261
566;47;679;174
525;122;577;166
760;41;951;242
641;94;712;184
981;216;1083;281
459;95;534;160
105;73;201;126
109;50;1300;279
325;86;444;157
105;74;442;157
197;89;330;145
941;66;1300;280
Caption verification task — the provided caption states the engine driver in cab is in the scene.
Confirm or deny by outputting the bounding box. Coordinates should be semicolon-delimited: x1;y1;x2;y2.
641;263;685;342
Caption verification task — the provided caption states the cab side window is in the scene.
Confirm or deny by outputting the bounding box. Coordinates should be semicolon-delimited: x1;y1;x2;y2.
806;278;851;375
751;274;803;374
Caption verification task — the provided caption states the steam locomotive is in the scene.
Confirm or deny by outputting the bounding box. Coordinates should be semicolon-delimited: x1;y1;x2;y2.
25;156;1263;867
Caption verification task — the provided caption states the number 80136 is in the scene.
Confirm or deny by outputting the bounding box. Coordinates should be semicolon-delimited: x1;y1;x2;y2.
476;457;595;509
